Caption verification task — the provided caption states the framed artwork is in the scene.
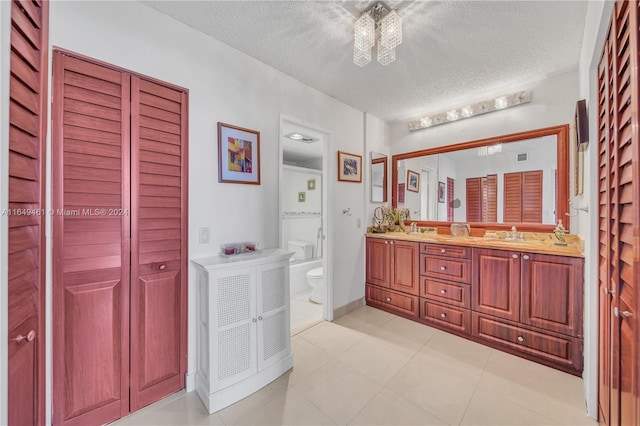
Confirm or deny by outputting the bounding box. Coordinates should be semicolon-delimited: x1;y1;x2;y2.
438;181;445;203
307;179;316;190
298;192;306;202
218;122;260;184
407;170;420;192
337;151;362;182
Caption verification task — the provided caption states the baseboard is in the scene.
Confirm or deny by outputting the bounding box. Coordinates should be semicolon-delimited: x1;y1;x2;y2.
185;370;197;392
332;297;365;319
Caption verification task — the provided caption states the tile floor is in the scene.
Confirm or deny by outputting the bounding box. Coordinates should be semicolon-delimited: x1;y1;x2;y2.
290;289;324;334
113;305;597;426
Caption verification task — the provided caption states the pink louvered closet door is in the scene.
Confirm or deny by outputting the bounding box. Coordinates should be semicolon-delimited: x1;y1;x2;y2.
52;51;188;426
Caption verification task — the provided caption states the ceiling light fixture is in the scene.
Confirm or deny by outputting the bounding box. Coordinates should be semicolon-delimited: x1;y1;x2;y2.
408;91;532;131
354;1;402;67
284;132;318;143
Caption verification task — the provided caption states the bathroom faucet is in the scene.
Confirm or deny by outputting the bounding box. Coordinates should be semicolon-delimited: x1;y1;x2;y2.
410;222;418;233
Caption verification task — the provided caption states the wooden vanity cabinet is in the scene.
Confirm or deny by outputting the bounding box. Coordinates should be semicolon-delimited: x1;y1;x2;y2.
471;248;584;371
365;238;419;318
365;236;585;374
418;243;472;334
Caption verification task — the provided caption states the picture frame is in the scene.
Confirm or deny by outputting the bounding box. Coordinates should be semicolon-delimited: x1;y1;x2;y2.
218;122;260;184
438;181;445;203
406;170;420;192
307;179;316;190
337;151;362;183
298;192;306;202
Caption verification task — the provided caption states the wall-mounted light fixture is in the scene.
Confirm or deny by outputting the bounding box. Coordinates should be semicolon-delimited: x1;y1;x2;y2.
408;91;532;132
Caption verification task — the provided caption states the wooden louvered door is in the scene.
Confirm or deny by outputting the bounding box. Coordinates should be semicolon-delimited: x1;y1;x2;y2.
52;52;131;426
446;177;454;221
504;171;542;223
52;51;188;425
482;174;497;222
466;177;481;222
130;76;188;410
597;1;640;425
8;1;48;424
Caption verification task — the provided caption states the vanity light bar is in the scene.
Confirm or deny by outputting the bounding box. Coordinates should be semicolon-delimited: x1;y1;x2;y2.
408;91;531;132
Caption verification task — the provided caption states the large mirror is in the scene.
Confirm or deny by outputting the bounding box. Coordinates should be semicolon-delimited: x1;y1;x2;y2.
371;152;388;203
391;125;570;231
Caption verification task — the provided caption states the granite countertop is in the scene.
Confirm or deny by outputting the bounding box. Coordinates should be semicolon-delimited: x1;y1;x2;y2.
366;231;584;258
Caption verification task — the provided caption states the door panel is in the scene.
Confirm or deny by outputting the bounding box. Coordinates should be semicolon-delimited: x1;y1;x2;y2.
390;241;419;295
130;76;188;411
8;1;49;424
472;248;520;322
366;238;390;287
52;51;130;426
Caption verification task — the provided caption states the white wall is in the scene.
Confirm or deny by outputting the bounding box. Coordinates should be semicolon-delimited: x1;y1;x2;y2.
0;0;11;423
365;113;390;225
577;0;615;420
41;1;369;421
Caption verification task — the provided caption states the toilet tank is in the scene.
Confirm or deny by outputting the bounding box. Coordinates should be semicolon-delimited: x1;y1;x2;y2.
287;240;313;261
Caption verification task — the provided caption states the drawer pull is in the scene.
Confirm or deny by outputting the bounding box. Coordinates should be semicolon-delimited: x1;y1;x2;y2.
252;318;257;323
385;241;389;244
441;249;446;254
440;289;447;294
517;336;524;343
440;313;447;318
390;241;394;245
440;266;446;271
523;255;530;260
512;254;518;259
386;297;391;302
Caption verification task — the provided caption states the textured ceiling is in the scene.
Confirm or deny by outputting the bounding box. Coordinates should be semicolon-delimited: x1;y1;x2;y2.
143;1;588;123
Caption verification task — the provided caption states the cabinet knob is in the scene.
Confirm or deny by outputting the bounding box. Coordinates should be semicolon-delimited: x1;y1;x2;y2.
386;297;391;302
512;254;518;259
258;316;263;321
390;241;394;245
440;289;447;294
252;318;257;323
517;336;524;343
440;266;446;271
385;241;389;244
440;313;447;318
441;249;446;254
523;255;530;260
604;288;616;296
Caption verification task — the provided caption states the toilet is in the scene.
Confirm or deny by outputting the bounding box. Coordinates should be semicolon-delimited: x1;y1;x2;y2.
307;267;323;304
287;240;313;261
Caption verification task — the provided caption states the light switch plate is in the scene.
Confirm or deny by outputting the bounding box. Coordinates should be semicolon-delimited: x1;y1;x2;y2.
199;227;210;244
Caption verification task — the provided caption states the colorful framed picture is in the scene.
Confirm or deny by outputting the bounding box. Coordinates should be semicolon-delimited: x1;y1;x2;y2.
438;181;445;203
338;151;362;183
218;122;260;184
307;179;316;190
407;170;420;192
298;192;306;202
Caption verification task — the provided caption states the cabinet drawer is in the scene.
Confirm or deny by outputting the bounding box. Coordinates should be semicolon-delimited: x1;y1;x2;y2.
366;285;419;318
420;277;470;308
420;299;470;334
472;313;582;371
420;255;472;284
420;243;471;259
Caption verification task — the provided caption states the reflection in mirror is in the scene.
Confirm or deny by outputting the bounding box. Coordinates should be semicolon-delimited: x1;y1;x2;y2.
391;125;570;231
371;152;387;203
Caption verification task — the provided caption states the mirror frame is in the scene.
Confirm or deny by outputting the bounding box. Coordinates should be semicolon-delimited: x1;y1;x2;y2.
371;155;388;203
391;124;570;232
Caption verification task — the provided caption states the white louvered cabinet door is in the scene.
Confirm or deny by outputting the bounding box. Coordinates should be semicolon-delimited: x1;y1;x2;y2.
213;267;258;390
256;263;291;371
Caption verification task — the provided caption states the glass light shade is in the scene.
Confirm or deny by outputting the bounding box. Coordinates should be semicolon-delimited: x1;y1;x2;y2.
495;96;508;109
377;43;396;66
354;45;372;67
461;106;473;117
379;10;402;49
447;110;460;121
420;117;432;127
354;13;375;50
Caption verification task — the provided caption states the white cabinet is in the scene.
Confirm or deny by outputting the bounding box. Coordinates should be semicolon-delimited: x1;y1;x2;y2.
192;249;294;413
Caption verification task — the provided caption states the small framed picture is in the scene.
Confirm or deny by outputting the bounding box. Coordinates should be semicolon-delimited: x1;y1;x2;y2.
337;151;362;183
307;179;316;190
218;122;260;184
407;170;420;192
438;181;445;203
298;192;306;202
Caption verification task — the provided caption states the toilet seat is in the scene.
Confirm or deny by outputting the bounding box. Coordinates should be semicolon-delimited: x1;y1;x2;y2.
307;267;323;278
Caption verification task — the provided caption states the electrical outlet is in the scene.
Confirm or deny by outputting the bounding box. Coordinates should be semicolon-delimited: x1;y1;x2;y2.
199;227;210;244
356;218;361;228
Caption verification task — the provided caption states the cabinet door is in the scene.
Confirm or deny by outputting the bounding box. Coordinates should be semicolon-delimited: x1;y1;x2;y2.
390;241;419;295
520;253;583;337
472;248;520;322
256;262;290;371
366;238;391;287
213;268;258;390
